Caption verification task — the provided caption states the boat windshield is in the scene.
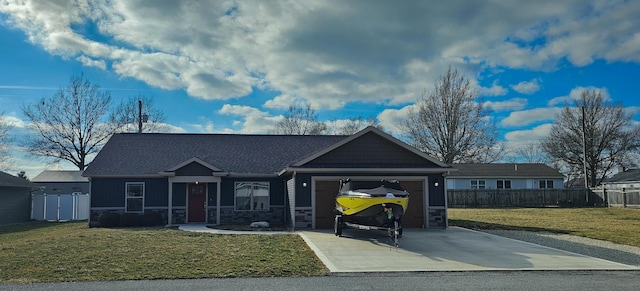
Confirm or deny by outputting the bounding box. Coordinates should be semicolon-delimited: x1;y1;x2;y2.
338;180;409;197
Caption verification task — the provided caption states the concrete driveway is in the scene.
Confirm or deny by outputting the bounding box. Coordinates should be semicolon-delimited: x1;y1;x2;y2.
299;227;639;273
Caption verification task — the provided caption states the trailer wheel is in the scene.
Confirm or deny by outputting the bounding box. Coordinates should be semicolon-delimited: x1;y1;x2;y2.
334;215;343;236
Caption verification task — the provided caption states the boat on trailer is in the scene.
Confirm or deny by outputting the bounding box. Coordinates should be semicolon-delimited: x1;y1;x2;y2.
333;179;409;246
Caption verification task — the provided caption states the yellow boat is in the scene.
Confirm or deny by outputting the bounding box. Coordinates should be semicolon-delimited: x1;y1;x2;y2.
334;179;409;238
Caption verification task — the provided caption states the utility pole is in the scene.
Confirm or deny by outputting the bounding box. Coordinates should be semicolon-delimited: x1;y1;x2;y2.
138;99;143;133
582;105;589;203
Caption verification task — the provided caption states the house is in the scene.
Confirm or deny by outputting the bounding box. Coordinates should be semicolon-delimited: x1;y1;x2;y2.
599;169;640;208
31;170;90;195
82;127;452;229
600;169;640;190
446;163;565;190
0;171;41;225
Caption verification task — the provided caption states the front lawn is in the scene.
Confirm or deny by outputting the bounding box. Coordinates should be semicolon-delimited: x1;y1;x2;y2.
448;207;640;248
0;222;328;283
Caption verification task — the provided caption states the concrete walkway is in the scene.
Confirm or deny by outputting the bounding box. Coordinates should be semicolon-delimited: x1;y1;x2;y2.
178;224;639;273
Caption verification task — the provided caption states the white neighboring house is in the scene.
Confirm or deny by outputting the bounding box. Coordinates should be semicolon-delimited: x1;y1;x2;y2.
600;169;640;190
446;163;565;190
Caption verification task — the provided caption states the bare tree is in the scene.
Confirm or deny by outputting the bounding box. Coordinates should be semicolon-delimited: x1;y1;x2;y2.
541;89;640;187
512;142;551;164
110;95;167;133
403;66;499;163
22;74;122;170
270;103;327;135
328;116;382;135
0;113;13;170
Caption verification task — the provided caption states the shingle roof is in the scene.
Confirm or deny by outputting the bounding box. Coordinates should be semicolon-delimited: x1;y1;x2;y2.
82;133;348;177
448;163;564;178
604;169;640;183
0;171;40;188
32;170;89;183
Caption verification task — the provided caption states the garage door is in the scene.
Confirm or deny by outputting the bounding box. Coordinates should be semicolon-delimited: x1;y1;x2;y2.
315;181;341;229
314;179;424;229
399;181;424;228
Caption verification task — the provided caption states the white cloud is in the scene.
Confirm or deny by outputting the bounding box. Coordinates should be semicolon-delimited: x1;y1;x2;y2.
548;86;611;106
1;0;639;110
0;114;27;128
377;105;416;136
500;107;562;127
504;123;554;143
480;81;508;97
511;79;540;94
484;98;528;112
218;104;281;133
76;55;106;70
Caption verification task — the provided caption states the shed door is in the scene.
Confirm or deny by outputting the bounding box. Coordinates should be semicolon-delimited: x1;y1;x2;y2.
188;183;206;223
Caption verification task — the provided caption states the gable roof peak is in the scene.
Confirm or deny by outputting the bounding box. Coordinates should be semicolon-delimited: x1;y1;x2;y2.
289;126;450;168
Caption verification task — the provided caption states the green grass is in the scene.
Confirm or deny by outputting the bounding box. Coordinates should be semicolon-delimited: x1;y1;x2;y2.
449;208;640;248
0;222;328;283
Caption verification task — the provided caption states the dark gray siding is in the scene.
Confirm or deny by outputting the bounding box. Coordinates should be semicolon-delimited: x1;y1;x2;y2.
428;174;446;206
90;177;168;208
175;162;215;176
306;132;440;168
172;183;186;207
295;173;313;207
0;187;31;224
207;183;217;206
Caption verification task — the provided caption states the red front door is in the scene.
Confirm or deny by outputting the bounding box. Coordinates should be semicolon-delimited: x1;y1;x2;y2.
188;183;206;222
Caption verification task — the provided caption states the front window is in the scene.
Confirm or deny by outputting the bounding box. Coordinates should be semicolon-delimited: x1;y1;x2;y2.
497;180;511;189
125;182;144;212
235;182;269;211
539;180;554;189
471;180;486;189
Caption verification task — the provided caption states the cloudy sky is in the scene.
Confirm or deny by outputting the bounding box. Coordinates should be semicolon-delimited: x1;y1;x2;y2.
1;0;639;177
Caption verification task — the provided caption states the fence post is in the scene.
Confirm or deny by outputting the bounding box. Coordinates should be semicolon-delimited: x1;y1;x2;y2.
623;188;627;208
43;193;47;221
57;194;61;221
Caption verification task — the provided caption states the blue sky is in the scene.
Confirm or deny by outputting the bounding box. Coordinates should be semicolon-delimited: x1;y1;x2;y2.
1;0;639;177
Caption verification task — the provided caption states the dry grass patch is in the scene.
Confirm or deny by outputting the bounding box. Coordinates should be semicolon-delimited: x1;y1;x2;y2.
0;222;328;283
449;208;640;248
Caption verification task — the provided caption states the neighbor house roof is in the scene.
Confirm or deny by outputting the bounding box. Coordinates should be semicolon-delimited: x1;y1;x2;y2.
32;170;89;183
603;169;640;184
448;163;564;178
82;132;347;177
0;171;40;188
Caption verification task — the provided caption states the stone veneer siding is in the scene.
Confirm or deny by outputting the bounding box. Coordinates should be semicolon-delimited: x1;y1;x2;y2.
171;208;187;224
207;208;217;224
294;208;313;229
218;206;285;226
428;207;447;228
89;209;168;227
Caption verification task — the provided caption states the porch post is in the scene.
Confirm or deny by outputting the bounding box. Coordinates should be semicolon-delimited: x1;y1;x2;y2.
168;179;173;226
216;181;221;225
